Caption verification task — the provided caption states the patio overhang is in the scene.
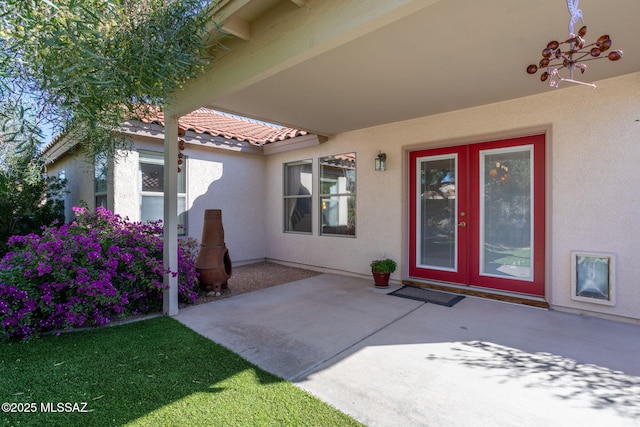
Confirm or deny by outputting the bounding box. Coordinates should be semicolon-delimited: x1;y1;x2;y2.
162;0;640;315
169;0;640;136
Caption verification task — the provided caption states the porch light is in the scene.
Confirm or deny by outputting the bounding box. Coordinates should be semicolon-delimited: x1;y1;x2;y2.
525;0;623;89
375;152;387;172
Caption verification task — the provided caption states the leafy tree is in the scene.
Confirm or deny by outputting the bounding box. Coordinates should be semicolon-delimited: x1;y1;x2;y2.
0;118;67;254
0;0;219;157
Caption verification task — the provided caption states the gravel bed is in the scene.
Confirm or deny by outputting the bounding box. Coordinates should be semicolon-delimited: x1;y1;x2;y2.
187;261;322;306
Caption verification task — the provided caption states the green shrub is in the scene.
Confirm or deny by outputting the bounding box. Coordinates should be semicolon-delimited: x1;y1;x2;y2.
370;258;397;274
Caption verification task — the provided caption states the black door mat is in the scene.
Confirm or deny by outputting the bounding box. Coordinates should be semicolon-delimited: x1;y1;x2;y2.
389;286;465;307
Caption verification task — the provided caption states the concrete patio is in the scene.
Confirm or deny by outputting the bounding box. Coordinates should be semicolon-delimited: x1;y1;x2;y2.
175;273;640;426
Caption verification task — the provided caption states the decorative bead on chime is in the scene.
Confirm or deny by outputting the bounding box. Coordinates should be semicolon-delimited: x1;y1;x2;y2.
178;138;186;173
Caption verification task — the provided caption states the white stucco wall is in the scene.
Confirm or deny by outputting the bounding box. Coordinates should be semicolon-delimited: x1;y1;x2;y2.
45;147;97;222
111;137;267;265
185;146;266;265
112;148;139;221
263;72;640;322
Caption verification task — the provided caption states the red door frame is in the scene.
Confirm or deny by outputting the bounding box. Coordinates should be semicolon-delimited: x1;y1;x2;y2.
408;145;469;285
409;135;545;297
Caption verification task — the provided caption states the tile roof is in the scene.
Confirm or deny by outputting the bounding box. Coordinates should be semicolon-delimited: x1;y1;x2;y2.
42;107;308;156
141;107;307;146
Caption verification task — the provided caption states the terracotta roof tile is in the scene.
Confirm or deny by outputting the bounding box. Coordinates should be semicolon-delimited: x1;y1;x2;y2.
42;107;307;157
141;107;307;145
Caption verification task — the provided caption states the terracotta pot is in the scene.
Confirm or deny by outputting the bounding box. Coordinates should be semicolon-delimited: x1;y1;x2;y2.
372;271;390;288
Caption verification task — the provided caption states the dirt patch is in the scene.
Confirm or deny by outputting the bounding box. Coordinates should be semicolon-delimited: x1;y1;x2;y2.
187;261;322;306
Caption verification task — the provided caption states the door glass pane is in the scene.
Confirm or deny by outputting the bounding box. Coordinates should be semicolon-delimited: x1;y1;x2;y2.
418;155;457;270
481;147;533;280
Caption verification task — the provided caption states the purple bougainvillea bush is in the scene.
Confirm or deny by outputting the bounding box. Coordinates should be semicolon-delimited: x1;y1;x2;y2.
0;206;199;340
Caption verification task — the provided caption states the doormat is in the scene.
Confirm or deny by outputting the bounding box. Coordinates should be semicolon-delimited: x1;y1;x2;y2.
389;286;465;307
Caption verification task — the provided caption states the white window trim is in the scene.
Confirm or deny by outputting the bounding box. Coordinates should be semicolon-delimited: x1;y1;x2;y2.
138;150;188;235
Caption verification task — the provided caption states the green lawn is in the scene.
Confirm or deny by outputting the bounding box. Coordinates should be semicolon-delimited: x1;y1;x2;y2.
0;317;362;427
486;246;531;267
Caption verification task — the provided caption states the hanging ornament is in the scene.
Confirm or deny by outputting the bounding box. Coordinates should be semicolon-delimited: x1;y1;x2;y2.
178;137;186;173
525;0;623;88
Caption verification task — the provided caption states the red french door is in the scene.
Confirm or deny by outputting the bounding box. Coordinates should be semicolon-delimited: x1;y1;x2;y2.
409;135;545;296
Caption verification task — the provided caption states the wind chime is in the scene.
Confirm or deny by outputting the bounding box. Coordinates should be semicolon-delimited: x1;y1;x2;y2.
526;0;623;88
178;127;186;173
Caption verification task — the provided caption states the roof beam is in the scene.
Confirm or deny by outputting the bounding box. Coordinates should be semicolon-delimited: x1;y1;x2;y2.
206;0;253;23
221;15;251;40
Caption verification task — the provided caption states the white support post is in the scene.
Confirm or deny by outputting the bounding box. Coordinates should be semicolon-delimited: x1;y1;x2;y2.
163;116;179;316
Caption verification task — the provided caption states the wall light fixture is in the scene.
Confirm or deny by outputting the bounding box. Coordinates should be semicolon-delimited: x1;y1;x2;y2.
375;152;387;171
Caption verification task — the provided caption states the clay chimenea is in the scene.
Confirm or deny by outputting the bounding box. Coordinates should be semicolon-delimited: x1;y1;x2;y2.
195;209;232;296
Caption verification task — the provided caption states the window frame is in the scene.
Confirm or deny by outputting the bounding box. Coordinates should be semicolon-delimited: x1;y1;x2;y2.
283;159;313;234
94;153;108;209
138;151;188;235
318;152;357;237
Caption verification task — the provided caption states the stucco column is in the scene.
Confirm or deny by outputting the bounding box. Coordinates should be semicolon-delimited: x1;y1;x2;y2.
163;115;179;315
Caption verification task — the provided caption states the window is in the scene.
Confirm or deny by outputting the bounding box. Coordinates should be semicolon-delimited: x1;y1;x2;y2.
139;152;187;234
319;153;356;236
284;160;313;233
94;154;107;209
56;170;66;217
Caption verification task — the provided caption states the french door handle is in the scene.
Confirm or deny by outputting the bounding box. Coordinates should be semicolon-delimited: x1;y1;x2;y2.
458;221;467;227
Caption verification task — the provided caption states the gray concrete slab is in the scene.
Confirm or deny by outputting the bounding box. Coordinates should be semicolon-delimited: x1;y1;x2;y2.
175;274;421;380
175;274;640;427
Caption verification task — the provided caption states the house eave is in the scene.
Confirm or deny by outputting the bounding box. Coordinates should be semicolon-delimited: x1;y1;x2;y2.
124;121;263;155
262;133;327;155
42;133;78;165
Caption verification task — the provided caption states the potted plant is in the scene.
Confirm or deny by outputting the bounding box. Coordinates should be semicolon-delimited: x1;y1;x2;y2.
370;258;397;288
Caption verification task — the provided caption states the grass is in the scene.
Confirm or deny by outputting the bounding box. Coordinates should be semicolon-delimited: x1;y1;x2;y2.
486;246;531;267
0;317;362;427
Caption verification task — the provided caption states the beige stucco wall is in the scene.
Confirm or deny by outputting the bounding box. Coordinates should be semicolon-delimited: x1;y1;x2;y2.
45;72;639;321
263;72;640;322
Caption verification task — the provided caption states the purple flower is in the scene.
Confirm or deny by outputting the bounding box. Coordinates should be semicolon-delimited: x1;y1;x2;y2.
36;262;52;276
1;206;201;340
